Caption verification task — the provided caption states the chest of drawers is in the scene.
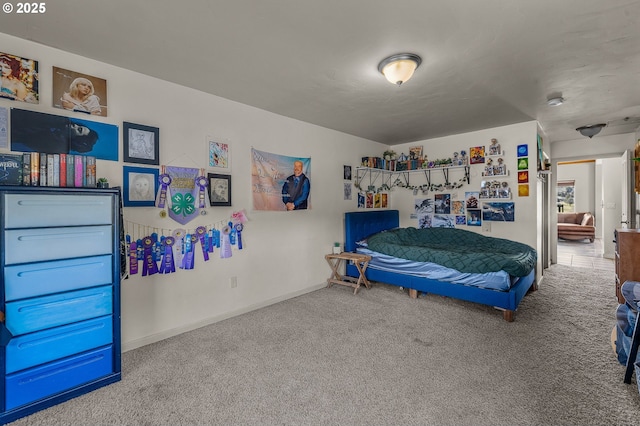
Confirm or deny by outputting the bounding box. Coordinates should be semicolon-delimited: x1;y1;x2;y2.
614;229;640;303
0;187;121;424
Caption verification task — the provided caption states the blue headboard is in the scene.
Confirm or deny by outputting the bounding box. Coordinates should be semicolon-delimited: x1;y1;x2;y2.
344;210;399;252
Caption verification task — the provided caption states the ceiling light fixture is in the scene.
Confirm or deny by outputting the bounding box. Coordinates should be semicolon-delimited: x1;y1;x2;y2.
576;123;606;138
547;96;564;106
378;53;422;86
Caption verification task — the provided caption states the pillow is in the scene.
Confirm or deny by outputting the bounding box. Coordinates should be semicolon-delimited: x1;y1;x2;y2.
355;239;368;247
581;213;593;226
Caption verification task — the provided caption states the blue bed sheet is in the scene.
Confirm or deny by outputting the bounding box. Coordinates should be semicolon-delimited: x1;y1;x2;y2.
356;247;514;291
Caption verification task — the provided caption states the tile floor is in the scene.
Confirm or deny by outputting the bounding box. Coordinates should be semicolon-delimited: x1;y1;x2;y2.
556;238;615;272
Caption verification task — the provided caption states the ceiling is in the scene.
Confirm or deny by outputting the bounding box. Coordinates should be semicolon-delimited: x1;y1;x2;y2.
2;0;640;145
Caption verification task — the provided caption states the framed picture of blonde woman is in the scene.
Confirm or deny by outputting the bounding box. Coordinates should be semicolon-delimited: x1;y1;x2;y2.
208;173;231;207
52;66;108;116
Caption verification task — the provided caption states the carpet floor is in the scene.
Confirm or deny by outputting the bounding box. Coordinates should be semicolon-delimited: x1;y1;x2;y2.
8;264;639;425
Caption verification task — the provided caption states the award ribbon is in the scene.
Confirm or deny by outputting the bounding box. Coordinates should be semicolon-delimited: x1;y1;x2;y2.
142;236;159;276
235;223;244;250
196;225;209;261
129;240;138;275
195;174;208;209
136;239;144;260
156;169;172;208
159;236;176;274
214;228;221;248
228;222;236;245
181;233;196;269
172;228;186;266
220;225;233;258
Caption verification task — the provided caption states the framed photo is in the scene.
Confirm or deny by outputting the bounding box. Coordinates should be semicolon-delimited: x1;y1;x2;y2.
52;66;108;116
409;146;423;160
123;166;159;207
343;165;352;180
123;122;160;165
208;173;231;206
208;140;229;168
0;52;39;104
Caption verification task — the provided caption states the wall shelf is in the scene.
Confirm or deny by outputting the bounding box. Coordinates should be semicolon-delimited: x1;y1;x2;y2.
355;165;470;191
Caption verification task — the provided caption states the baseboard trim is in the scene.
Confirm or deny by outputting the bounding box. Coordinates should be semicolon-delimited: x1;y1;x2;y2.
122;282;327;352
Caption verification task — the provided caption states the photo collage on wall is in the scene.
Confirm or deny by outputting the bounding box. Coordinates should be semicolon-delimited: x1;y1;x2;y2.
407;138;522;228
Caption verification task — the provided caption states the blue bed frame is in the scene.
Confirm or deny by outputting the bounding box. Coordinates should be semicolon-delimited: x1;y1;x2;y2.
344;210;537;322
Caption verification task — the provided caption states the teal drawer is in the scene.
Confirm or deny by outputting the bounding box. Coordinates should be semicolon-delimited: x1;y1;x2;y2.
4;225;113;265
5;255;113;301
4;193;113;229
5;315;113;373
5;345;113;410
5;285;113;336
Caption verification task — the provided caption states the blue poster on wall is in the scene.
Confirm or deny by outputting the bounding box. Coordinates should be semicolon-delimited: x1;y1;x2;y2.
10;108;118;161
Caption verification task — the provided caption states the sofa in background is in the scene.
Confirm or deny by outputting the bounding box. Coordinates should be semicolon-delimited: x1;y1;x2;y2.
557;212;595;242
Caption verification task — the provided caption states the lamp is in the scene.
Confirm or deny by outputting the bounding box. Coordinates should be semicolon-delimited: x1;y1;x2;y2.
546;96;564;106
576;123;606;138
378;53;422;86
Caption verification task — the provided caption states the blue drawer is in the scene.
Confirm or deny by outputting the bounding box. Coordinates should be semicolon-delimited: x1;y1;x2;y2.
4;255;113;301
5;345;113;410
4;225;113;265
5;285;113;336
5;315;113;373
4;193;113;229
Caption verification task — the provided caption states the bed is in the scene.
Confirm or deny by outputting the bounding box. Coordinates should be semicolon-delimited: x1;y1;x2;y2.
344;210;537;321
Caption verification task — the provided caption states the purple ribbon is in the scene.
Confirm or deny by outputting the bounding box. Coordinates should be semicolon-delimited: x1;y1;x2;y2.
129;241;138;275
196;226;209;261
196;176;208;208
142;237;159;276
235;223;244;250
159;236;176;274
156;174;172;208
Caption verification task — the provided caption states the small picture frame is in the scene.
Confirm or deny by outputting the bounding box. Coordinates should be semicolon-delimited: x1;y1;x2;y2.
343;165;352;180
409;146;423;160
209;140;229;168
123;166;159;207
123;122;160;165
208;173;231;206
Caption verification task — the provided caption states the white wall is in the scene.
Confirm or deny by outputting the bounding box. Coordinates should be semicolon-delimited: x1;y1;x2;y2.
0;33;386;351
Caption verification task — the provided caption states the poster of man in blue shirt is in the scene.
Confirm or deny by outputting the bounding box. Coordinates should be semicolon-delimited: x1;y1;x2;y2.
282;160;310;210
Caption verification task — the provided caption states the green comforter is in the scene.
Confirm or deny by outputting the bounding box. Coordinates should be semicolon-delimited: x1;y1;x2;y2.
367;227;537;277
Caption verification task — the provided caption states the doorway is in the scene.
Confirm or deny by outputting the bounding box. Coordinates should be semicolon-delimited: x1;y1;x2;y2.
554;151;634;270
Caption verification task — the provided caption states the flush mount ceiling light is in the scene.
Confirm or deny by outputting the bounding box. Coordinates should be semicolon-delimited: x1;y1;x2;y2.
576;123;606;138
378;53;422;86
547;96;564;106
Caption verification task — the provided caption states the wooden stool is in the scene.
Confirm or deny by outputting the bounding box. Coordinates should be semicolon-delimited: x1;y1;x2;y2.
325;252;372;295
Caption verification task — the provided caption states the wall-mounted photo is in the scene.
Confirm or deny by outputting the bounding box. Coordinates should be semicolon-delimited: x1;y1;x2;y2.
52;66;107;116
209;140;229;168
251;148;311;211
10;108;118;160
208;173;231;206
343;165;351;180
123;122;160;165
123;165;159;207
0;51;39;103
